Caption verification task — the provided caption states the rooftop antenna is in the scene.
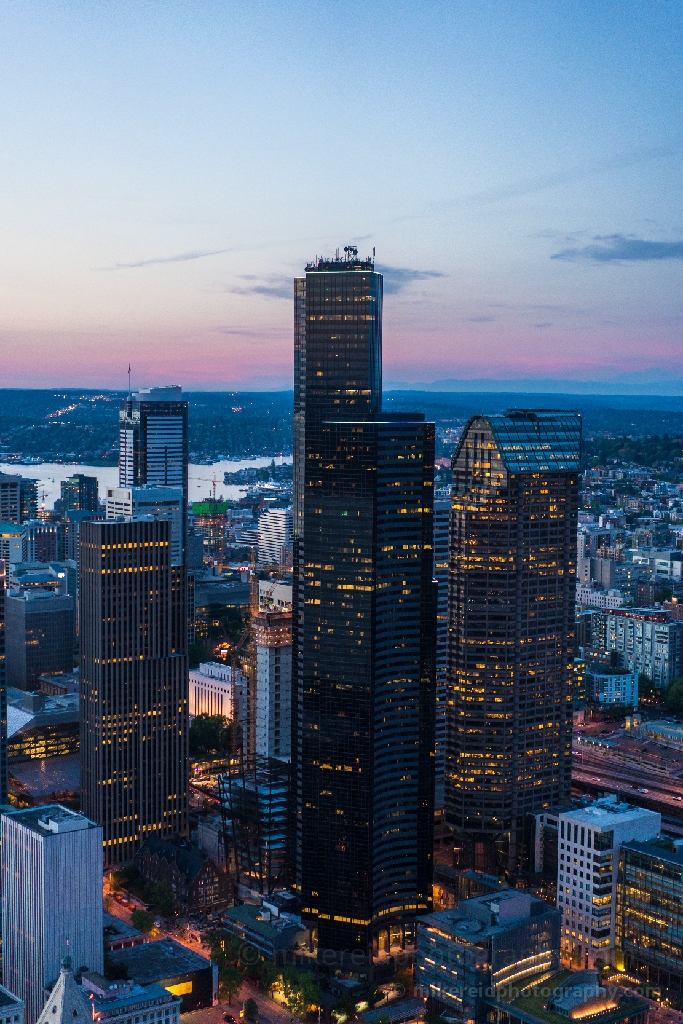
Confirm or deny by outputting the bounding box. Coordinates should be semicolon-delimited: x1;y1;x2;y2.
128;364;131;398
373;246;375;259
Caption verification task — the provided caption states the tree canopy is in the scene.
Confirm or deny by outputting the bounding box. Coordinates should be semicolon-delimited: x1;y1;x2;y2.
189;714;235;757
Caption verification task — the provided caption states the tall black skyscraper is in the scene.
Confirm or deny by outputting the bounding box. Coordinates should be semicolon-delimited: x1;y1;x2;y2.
80;517;188;866
293;249;436;964
446;411;580;875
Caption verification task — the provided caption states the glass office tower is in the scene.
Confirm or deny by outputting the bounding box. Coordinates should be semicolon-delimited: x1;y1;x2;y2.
446;411;580;876
293;250;436;965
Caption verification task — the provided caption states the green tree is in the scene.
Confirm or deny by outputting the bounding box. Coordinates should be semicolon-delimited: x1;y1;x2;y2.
638;673;656;703
254;960;280;993
146;879;176;918
203;928;243;968
244;998;258;1022
188;642;206;669
281;970;320;1017
665;676;683;717
111;864;141;891
131;908;155;933
219;964;243;1004
189;714;234;757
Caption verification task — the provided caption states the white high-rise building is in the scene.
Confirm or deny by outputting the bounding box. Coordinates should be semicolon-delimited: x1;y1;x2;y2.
1;805;103;1024
556;795;660;969
258;506;293;566
106;485;184;566
252;610;292;761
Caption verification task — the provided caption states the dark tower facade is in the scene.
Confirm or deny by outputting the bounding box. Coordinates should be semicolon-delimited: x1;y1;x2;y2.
446;411;581;875
80;518;188;866
119;387;188;507
293;250;436;964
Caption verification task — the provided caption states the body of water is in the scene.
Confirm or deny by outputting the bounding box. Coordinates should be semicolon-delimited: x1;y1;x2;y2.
0;457;292;509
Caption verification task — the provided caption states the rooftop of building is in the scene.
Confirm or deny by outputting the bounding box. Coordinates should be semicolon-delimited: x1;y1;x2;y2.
418;890;556;942
560;794;660;828
106;939;211;983
1;804;99;835
82;973;175;1013
457;410;582;474
305;247;375;272
103;911;144;943
620;836;683;866
0;522;23;534
135;835;212;885
223;902;303;938
0;984;24;1010
492;969;649;1024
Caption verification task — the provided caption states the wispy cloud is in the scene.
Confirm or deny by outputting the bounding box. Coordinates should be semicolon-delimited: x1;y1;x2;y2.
229;275;291;300
96;248;233;271
551;234;683;262
377;265;445;294
467;315;496;322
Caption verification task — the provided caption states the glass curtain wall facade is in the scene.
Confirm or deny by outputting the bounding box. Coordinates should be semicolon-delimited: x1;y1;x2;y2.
79;518;188;866
293;252;436;964
447;411;580;875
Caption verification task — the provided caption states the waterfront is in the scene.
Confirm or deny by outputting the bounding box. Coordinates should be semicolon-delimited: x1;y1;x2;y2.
0;456;292;509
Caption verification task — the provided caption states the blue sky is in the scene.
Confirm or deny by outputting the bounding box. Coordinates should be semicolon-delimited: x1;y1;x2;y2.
1;0;681;391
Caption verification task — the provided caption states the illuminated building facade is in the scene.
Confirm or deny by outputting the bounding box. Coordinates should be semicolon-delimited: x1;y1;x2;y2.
79;518;188;866
557;798;660;969
293;250;436;963
416;891;560;1018
447;411;581;875
617;838;683;997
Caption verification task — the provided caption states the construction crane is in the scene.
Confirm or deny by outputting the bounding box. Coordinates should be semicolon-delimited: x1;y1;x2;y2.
194;476;221;501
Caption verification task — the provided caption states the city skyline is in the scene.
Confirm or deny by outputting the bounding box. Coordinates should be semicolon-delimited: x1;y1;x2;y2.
0;2;681;393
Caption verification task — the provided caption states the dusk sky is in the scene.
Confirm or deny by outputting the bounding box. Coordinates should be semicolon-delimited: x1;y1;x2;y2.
1;1;682;393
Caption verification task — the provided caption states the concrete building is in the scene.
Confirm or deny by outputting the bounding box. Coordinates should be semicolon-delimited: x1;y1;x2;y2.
222;902;306;963
586;667;638;707
576;584;625;610
83;974;180;1024
603;609;683;688
35;959;91;1024
21;522;58;564
252;609;292;762
105;940;216;1014
5;591;75;691
0;523;23;565
105;486;184;567
0;986;24;1024
556;796;660;968
188;661;244;721
258;579;292;611
1;806;103;1024
416;891;560;1018
0;474;37;525
257;506;293;566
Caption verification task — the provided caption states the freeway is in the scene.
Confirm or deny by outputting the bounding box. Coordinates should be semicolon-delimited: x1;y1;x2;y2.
572;741;683;821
